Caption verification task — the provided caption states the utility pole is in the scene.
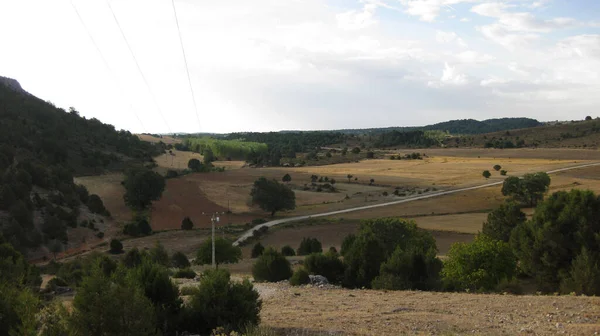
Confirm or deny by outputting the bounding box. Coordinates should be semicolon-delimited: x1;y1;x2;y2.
204;211;224;268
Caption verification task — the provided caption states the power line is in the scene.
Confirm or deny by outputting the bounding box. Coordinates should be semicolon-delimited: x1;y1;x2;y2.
105;0;172;133
171;0;202;132
70;0;146;132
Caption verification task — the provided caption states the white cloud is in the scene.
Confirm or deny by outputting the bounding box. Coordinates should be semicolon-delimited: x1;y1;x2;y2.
460;17;470;22
429;62;468;87
399;0;478;22
436;30;468;47
336;4;378;30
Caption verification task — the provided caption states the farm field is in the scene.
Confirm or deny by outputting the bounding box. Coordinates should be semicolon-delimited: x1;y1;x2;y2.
257;283;600;335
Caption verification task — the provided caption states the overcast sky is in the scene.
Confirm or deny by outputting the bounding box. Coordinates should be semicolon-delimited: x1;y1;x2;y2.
1;0;599;133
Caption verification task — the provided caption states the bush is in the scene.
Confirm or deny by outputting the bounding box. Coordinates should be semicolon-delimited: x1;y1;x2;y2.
173;268;197;279
493;164;502;171
251;242;265;258
500;170;507;176
148;241;170;266
496;278;524;295
196;237;241;268
123;217;153;237
252;248;292;282
442;235;517;292
482;201;526;242
372;247;442;291
297;237;322;256
181;217;194;230
304;252;345;284
122;247;144;268
289;268;310;286
46;276;69;290
251;218;267;225
109;239;123;254
87;194;108;216
281;245;295;256
166;170;179;178
560;248;600;295
482;170;491;179
183;269;261;334
171;251;191;268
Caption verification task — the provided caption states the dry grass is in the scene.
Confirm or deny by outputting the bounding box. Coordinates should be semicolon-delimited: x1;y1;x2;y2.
409;213;487;234
137;134;181;144
259;284;600;335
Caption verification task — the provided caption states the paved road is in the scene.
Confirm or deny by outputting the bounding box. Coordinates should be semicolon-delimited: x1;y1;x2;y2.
233;161;600;245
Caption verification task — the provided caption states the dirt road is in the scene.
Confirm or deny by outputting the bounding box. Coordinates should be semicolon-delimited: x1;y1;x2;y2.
234;162;600;245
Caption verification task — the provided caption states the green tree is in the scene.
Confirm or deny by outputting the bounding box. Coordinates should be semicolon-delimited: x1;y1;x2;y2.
127;261;182;334
109;239;123;254
351;147;361;154
342;232;386;288
251;242;265;258
87;194;108;215
282;173;291;184
510;189;600;292
281;245;295;256
372;247;442;291
203;147;215;164
252;247;292;282
69;265;158;336
250;177;296;216
122;248;144;268
493;164;502;171
482;202;526;242
297;237;322;256
148;241;170;267
366;151;374;159
500;169;507;176
0;281;40;336
442;235;517;291
195;237;241;268
183;269;261;334
346;174;353;183
289;268;310;286
123;169;166;210
482;170;491;179
502;173;551;207
171;251;190;268
187;158;202;172
561;248;600;295
304;252;345;284
181;216;194;230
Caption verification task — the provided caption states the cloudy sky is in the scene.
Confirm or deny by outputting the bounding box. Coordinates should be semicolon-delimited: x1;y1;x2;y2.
0;0;599;133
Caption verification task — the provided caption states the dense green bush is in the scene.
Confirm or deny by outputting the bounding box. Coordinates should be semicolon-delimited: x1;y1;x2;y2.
123;168;166;210
290;268;310;286
251;242;265;258
148;241;170;267
372;247;442;291
195;237;242;268
442;235;516;292
171;251;191;269
252;248;292;282
482;201;526;242
304;252;345;284
181;217;193;230
109;239;123;254
297;237;322;256
510;189;600;293
173;268;196;279
183;269;261;334
281;245;295;256
122;247;144;268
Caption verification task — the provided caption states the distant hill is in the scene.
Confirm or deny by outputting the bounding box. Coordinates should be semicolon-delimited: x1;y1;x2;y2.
452;118;600;149
0;77;165;255
281;118;541;135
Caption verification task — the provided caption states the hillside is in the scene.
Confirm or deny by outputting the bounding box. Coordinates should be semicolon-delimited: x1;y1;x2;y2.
0;77;165;256
451;118;600;149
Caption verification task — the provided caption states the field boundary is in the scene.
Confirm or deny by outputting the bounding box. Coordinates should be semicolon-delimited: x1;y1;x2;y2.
233;161;600;245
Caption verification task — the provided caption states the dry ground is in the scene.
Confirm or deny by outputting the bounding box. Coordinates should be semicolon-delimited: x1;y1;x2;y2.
137;134;181;144
258;283;600;335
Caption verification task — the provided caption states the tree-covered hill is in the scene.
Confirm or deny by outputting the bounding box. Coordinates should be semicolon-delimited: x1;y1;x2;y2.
0;78;165;254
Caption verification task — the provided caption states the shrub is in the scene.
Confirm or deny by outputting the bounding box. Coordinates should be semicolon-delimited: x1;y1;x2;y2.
304;252;345;284
496;278;524;295
183;269;261;334
493;164;502;171
251;242;265;258
297;237;322;256
181;217;194;230
173;268;197;279
166;170;179;178
500;170;507;176
171;251;191;268
442;235;517;292
482;202;526;242
560;248;600;295
366;151;374;159
252;248;292;282
87;194;108;216
123;217;152;237
289;268;310;286
195;237;241;268
482;170;491;179
281;245;295;256
46;276;69;290
251;218;267;225
109;239;123;254
122;247;144;268
372;247;442;291
148;241;170;266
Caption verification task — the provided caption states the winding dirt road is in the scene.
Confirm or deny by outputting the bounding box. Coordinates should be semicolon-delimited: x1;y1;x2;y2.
234;162;600;245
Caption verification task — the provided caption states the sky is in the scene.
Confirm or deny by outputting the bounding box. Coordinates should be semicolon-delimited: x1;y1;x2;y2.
0;0;598;134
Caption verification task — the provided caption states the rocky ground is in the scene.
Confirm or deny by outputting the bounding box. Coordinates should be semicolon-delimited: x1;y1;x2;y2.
255;282;600;335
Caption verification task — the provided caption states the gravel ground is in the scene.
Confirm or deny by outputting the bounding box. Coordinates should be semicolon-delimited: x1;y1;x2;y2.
256;282;600;335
